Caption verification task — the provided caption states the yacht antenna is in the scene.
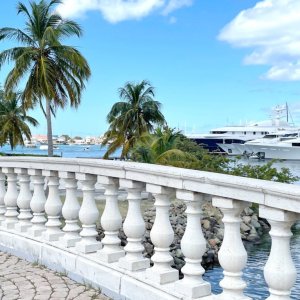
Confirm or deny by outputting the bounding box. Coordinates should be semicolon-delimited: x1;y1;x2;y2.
286;102;288;123
286;102;295;125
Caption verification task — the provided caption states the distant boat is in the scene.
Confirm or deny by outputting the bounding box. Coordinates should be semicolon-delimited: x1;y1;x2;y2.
39;145;59;150
24;141;37;148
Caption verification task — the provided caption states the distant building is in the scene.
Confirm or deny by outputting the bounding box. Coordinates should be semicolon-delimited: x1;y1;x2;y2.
56;135;68;144
31;134;59;144
73;138;85;145
85;136;98;144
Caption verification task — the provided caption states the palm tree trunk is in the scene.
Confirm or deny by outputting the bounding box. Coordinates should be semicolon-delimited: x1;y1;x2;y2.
9;134;13;150
46;99;53;157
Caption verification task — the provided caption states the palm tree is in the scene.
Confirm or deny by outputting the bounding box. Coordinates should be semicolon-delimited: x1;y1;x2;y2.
0;89;38;150
0;0;91;156
102;80;165;158
131;127;198;167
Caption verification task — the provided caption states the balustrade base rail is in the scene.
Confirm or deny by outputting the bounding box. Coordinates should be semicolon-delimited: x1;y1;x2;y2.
0;228;216;300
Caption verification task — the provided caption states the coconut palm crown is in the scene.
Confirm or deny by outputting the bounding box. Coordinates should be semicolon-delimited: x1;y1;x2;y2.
131;127;197;166
0;0;91;156
102;80;166;159
0;88;38;150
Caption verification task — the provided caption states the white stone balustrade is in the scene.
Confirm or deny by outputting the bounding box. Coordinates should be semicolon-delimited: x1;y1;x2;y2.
60;171;81;247
15;168;32;232
119;179;149;271
0;169;6;224
212;197;251;300
75;173;101;253
97;176;124;263
2;167;19;229
0;157;298;300
146;184;179;284
260;205;298;300
43;170;63;241
175;190;211;298
28;169;47;237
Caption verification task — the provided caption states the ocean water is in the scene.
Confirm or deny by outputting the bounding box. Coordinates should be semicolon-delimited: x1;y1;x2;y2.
207;158;300;298
0;144;118;158
1;144;300;299
204;224;300;299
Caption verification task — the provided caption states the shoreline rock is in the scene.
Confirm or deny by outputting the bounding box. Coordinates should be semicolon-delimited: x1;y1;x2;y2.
97;200;270;275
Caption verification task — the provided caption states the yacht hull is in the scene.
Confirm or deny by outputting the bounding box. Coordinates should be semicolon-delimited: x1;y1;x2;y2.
245;144;300;160
217;143;246;155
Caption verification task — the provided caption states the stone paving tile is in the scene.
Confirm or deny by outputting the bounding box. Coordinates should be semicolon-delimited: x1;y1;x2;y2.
0;252;110;300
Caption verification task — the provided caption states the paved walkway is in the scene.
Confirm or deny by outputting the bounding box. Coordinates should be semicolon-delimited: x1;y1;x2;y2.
0;252;110;300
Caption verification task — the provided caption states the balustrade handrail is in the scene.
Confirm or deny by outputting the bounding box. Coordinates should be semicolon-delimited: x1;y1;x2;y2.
0;156;299;213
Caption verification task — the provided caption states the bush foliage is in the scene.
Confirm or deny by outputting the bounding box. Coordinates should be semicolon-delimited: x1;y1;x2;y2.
131;127;298;184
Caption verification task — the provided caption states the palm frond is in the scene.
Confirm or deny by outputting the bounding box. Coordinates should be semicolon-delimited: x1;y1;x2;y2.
0;27;35;45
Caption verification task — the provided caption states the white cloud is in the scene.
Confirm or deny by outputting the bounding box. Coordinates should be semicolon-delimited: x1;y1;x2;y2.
218;0;300;81
57;0;193;23
162;0;193;15
264;62;300;81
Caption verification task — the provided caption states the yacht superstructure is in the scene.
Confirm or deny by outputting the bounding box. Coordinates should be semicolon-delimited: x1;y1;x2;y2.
189;104;297;154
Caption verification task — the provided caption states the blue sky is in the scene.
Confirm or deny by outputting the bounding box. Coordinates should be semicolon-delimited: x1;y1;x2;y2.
1;0;300;137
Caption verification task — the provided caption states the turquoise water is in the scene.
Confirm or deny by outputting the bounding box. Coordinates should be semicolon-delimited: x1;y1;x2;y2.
0;144;119;158
1;145;300;299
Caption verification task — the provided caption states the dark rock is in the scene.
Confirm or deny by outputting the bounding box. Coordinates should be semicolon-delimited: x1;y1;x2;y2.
144;242;154;255
96;200;270;272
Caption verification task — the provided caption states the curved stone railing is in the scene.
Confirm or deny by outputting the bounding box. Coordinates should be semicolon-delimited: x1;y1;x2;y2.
0;156;299;300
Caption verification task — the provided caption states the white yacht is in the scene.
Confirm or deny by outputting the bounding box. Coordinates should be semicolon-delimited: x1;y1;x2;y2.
240;132;297;154
197;104;298;155
39;145;59;150
221;130;299;156
240;134;300;160
188;124;270;153
24;140;37;148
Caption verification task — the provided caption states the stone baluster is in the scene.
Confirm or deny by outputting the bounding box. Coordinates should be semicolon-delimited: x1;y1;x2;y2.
260;205;298;300
212;197;250;300
60;172;81;247
2;167;19;229
97;176;124;262
42;170;63;241
75;173;101;253
145;184;178;284
28;169;47;237
15;168;32;232
175;191;211;298
119;179;150;271
0;169;6;224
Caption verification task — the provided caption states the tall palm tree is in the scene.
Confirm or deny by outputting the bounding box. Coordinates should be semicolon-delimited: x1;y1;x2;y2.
102;80;165;158
0;0;91;156
0;89;38;150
